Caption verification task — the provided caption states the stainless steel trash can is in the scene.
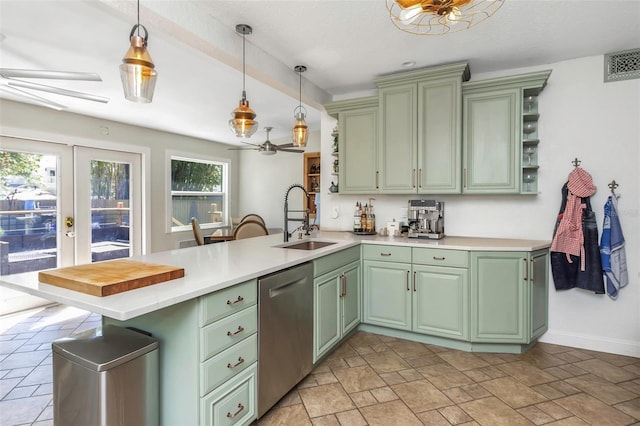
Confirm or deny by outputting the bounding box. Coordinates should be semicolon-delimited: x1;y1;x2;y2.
52;324;159;426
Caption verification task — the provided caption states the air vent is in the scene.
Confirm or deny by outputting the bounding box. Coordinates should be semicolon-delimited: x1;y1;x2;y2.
604;48;640;83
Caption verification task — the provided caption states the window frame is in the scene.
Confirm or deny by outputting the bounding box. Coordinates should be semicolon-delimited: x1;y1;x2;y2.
166;151;230;233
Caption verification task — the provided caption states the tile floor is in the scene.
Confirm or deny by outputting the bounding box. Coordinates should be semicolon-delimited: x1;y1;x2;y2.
1;304;639;426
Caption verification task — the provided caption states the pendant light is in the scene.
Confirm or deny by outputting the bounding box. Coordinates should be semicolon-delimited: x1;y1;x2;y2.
119;0;157;102
229;24;259;138
292;65;309;148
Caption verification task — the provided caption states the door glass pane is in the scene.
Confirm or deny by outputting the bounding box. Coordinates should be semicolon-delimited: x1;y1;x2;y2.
1;151;58;275
90;160;131;262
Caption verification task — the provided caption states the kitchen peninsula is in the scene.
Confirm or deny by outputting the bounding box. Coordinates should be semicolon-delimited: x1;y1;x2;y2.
0;232;550;425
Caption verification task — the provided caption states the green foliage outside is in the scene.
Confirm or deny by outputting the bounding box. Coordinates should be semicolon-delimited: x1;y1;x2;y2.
0;151;42;186
91;161;130;200
171;159;222;192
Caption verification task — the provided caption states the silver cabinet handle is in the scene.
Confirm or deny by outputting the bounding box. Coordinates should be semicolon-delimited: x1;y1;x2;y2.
226;403;245;419
226;296;244;305
523;259;529;281
413;271;417;292
227;356;245;369
376;171;379;189
226;326;245;337
412;169;416;188
418;169;422;188
406;270;410;291
433;256;445;261
380;252;392;257
531;258;536;281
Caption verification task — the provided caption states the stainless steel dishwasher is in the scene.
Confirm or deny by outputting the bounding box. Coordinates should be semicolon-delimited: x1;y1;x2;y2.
258;262;313;418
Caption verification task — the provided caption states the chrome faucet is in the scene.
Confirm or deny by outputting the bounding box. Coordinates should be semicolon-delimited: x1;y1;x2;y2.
284;184;311;242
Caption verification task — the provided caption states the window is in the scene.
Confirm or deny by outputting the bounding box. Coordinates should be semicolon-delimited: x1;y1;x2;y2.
170;155;228;232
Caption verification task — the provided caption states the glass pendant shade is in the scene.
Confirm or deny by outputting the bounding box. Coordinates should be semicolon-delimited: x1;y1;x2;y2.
387;0;504;35
229;92;259;137
292;110;309;147
120;25;157;103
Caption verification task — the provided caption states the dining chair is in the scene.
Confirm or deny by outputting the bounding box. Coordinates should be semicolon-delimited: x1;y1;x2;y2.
233;219;269;240
240;214;266;227
191;218;204;246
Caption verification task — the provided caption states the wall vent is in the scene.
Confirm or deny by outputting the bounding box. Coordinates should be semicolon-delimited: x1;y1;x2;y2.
604;48;640;83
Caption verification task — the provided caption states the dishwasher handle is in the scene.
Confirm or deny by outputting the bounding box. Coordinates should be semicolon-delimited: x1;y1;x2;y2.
267;277;308;298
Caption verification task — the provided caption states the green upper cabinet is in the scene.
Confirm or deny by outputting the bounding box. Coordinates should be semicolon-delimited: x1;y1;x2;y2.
462;70;552;194
325;97;378;194
375;62;469;194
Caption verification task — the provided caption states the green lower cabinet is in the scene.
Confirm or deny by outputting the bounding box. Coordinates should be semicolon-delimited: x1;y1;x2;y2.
471;251;546;344
412;265;469;340
314;260;361;362
362;260;412;331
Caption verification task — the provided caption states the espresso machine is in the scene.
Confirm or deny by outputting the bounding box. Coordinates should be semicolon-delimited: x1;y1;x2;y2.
407;199;445;239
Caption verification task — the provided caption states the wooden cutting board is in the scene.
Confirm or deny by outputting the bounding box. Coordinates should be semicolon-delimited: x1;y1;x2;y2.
38;259;185;297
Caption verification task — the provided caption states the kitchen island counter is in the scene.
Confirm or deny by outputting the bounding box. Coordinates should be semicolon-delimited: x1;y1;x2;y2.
0;232;549;321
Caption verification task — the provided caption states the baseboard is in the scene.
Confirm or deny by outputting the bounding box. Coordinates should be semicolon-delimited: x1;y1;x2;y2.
538;330;640;358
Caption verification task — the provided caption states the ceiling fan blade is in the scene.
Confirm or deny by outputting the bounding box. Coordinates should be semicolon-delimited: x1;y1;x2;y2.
278;148;305;153
0;69;102;81
8;79;109;103
240;141;263;148
227;147;257;150
1;85;65;110
275;143;295;148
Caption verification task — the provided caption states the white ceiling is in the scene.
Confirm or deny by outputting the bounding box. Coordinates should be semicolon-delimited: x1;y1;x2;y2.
1;0;639;146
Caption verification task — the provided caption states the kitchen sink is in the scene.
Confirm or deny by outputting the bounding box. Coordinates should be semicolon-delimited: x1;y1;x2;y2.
276;240;337;250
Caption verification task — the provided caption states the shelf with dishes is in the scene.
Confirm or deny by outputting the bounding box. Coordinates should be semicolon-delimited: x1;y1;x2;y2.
303;152;321;219
521;91;540;194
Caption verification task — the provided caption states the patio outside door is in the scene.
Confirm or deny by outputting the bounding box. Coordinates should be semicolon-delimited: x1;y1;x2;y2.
0;137;142;277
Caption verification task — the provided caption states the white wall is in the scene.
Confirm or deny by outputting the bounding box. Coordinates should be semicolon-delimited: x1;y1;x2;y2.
317;55;640;357
237;131;321;231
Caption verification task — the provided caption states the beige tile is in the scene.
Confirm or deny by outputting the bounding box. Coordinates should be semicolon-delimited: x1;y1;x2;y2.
258;403;312;426
544;416;591;425
405;353;443;368
535;342;574;355
313;371;339;386
464;365;508;382
299;383;355;418
335;409;367;426
348;331;385;347
443;387;474;404
429;371;476;390
565;374;638;405
521;351;567;369
312;362;332;374
333;365;386;393
397;368;424;382
591;351;640;368
546;380;581;397
344;356;367;368
438;405;473;424
477;353;510;365
378;371;406;386
276;389;302;408
298;374;320;389
555;392;636;425
459;396;533;426
349;390;377;408
573;358;638;384
497;361;557;386
613;397;640;420
517;405;555;425
480;377;547;409
438;350;490;371
544;364;588;380
370;386;398;403
352;345;375;356
416;409;451;426
623;363;640;376
531;383;568;400
359;399;423;426
311;414;340;426
620;378;640;395
325;358;350;371
535;401;573;420
418;362;460;379
386;340;433;358
327;342;358;360
460;383;492;399
391;379;453;412
362;350;410;374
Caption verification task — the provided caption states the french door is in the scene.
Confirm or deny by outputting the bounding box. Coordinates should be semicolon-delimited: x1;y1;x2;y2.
0;137;142;275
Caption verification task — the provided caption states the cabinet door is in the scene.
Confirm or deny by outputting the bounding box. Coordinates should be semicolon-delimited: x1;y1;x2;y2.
417;78;462;194
413;265;469;340
378;84;417;193
463;88;520;193
363;260;411;330
529;250;549;340
341;261;361;335
339;107;379;193
471;252;528;343
314;273;341;362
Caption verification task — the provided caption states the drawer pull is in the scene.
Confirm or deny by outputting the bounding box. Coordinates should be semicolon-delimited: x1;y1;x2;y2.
226;326;245;337
406;270;410;291
380;252;392;257
227;357;245;369
226;296;244;305
433;256;445;261
226;403;245;419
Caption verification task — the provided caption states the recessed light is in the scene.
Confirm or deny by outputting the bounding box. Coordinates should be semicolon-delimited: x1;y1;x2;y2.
402;61;416;68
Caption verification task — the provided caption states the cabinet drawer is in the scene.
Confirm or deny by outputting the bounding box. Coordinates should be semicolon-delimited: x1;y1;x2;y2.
412;248;469;268
362;245;412;263
201;305;257;362
314;245;360;277
201;334;257;397
200;280;257;327
201;363;257;426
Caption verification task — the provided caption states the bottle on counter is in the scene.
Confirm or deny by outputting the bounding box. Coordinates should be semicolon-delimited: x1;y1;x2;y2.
366;198;376;233
361;204;368;233
353;202;362;233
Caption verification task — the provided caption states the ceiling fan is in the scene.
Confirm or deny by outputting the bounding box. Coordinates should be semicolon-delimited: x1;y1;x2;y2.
228;127;304;155
0;68;109;111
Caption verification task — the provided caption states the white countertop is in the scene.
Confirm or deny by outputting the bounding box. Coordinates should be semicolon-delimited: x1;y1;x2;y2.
0;232;549;321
